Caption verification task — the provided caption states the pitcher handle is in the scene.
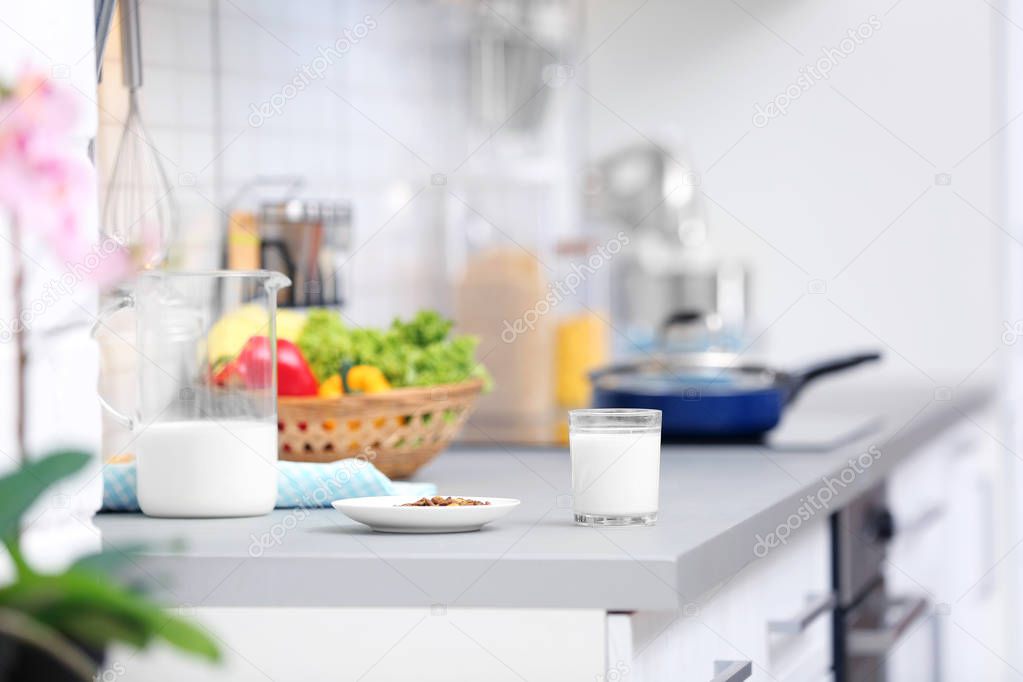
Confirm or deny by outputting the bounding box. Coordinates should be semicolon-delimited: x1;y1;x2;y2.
91;293;137;430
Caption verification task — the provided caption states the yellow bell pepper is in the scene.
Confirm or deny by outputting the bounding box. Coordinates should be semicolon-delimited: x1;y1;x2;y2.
346;365;391;393
318;374;344;398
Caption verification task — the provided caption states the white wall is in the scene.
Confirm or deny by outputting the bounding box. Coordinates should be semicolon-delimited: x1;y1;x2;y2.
0;0;103;569
582;0;1003;381
998;0;1023;673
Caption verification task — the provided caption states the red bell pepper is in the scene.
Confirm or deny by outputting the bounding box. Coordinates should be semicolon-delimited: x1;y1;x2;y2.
213;336;318;397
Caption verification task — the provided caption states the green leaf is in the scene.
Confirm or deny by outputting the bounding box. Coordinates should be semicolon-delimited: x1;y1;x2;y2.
391;310;453;347
0;567;219;662
157;614;221;662
41;605;149;649
0;449;219;667
0;451;91;541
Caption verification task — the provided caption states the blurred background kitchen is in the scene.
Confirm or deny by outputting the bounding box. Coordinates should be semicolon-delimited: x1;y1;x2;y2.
2;0;1021;679
88;0;1005;447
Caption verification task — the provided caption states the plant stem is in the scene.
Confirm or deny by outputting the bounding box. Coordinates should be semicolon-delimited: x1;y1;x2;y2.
11;222;25;466
0;608;96;681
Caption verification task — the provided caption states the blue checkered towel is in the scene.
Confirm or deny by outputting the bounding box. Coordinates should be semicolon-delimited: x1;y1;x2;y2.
102;459;436;512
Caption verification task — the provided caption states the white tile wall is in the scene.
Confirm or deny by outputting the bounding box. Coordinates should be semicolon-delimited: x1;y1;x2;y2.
97;0;577;326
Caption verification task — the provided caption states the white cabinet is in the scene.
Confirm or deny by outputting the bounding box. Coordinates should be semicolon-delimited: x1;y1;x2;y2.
116;607;608;682
886;416;1009;682
618;411;1008;682
623;517;831;681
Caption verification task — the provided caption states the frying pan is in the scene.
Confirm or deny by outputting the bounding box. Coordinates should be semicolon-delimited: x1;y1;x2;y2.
590;351;881;439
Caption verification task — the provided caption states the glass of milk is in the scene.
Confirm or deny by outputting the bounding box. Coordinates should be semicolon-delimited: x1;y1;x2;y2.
569;409;662;526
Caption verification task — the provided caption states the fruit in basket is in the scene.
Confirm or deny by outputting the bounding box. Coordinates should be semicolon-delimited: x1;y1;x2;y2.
316;364;391;397
346;365;391;393
208;304;264;363
213;336;318;396
208;305;306;363
318;374;344;398
276;309;306;343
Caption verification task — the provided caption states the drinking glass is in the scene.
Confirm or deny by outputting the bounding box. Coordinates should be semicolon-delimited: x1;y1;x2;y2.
95;270;290;518
569;409;662;526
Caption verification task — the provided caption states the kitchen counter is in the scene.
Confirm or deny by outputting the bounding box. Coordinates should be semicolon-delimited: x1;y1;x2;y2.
96;380;994;611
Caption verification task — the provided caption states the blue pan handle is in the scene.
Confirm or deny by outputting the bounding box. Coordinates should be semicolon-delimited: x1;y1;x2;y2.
786;351;881;402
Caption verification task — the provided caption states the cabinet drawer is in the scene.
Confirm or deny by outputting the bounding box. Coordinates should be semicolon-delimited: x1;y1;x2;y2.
624;517;831;681
885;416;1006;682
759;519;832;680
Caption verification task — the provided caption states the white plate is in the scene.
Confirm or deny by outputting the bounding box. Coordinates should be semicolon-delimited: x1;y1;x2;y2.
331;496;521;533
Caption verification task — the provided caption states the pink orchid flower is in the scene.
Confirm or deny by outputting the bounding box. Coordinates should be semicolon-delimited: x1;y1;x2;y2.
0;71;130;287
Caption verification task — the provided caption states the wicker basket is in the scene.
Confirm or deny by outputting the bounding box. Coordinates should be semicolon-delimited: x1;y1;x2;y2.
276;378;484;479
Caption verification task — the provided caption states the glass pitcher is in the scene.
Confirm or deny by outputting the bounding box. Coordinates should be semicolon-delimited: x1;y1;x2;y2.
95;270;291;518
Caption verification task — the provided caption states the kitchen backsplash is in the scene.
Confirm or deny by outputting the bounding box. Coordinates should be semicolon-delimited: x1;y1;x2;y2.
98;0;578;327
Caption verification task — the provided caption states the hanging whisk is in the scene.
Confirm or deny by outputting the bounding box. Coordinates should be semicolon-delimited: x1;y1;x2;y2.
102;0;177;269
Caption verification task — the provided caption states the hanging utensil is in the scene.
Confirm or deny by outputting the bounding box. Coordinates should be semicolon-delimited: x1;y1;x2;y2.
94;0;117;77
102;0;177;269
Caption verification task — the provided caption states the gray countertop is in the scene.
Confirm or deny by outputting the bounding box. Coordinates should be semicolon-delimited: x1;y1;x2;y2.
96;378;994;611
